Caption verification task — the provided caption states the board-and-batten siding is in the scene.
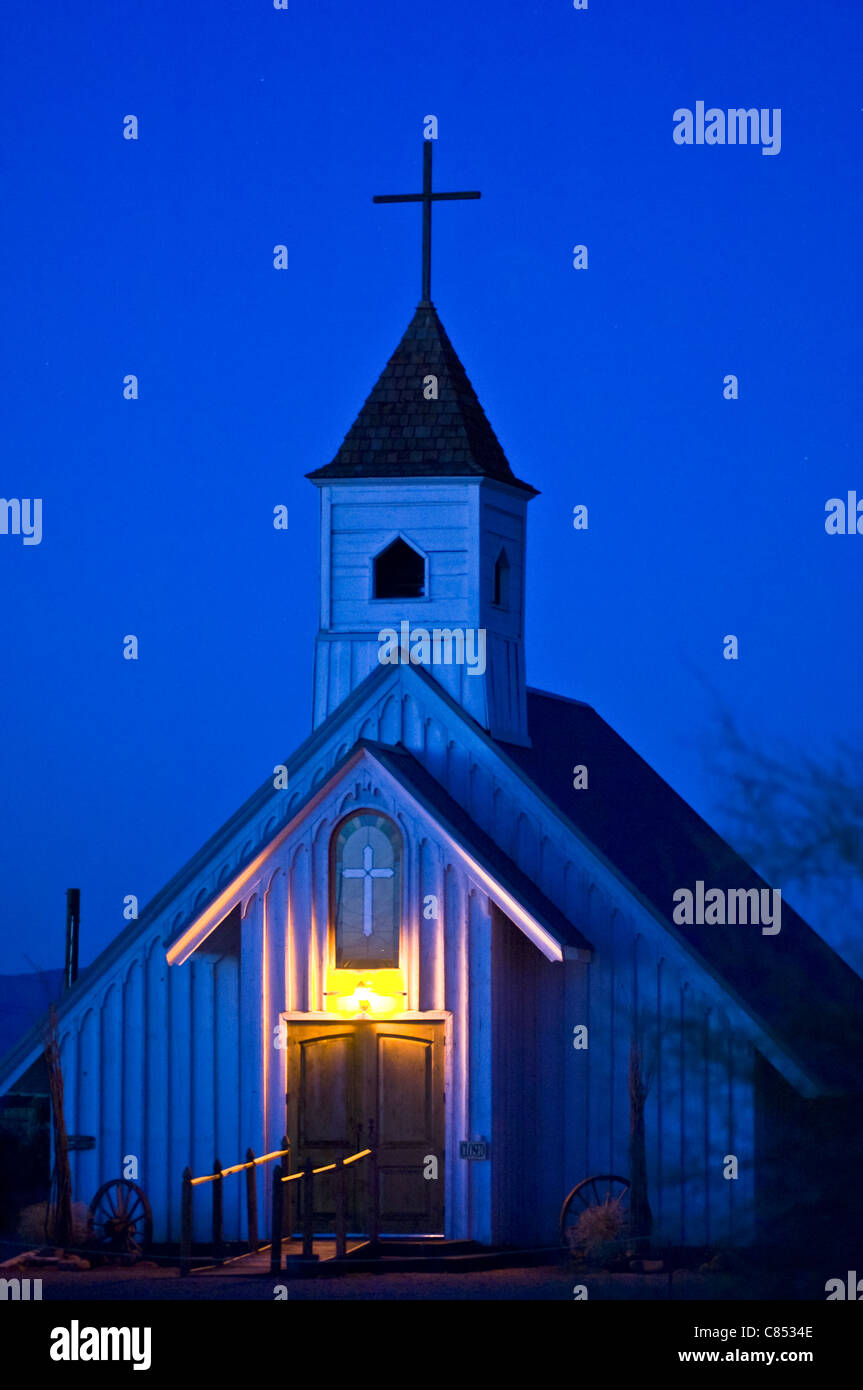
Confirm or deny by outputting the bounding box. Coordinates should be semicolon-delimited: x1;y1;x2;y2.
51;664;758;1247
330;678;759;1246
56;938;242;1245
328;489;473;632
491;904;565;1246
315;479;531;743
50;772;489;1251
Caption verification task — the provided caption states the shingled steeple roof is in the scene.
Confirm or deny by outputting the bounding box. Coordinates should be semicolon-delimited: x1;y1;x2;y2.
306;303;537;493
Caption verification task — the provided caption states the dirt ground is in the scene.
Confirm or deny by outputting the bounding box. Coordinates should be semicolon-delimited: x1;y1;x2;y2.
20;1260;825;1301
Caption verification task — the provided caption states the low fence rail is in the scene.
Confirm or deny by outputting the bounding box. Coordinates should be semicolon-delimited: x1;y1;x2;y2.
270;1146;376;1273
180;1138;290;1276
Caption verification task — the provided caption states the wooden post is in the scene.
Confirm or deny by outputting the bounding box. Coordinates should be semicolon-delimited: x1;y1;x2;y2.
270;1165;283;1275
302;1161;314;1259
335;1156;347;1259
245;1147;258;1250
364;1150;377;1251
180;1167;193;1277
45;1006;72;1250
212;1159;224;1266
281;1136;291;1240
367;1125;379;1249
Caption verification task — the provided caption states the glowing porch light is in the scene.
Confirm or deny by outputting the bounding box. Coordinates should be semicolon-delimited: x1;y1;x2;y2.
346;981;374;1015
324;966;406;1018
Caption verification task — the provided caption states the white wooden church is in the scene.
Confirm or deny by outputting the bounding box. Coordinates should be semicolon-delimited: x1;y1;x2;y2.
2;211;862;1258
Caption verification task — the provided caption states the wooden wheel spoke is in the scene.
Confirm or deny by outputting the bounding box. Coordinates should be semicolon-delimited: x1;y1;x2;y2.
559;1175;633;1248
89;1180;152;1257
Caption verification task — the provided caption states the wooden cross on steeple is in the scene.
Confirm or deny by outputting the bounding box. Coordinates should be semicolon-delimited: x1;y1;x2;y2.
373;140;480;306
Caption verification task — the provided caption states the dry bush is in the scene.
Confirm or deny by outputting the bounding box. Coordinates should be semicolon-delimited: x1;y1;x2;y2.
568;1196;626;1255
16;1201;91;1248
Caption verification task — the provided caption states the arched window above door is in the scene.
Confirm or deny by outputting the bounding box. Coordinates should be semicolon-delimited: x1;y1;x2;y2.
331;813;402;968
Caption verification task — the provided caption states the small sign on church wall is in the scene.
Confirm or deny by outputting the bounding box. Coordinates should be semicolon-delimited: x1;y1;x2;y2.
459;1139;489;1160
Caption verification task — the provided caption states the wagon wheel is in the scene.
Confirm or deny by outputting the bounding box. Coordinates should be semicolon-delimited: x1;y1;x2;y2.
559;1174;631;1251
89;1179;152;1262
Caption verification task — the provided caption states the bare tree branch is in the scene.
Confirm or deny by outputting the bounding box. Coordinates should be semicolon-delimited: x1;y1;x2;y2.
710;708;863;888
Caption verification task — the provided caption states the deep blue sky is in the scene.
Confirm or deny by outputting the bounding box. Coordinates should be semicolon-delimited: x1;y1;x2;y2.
1;0;861;977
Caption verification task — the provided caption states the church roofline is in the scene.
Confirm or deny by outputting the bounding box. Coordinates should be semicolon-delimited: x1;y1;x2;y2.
374;671;855;1097
0;657;634;1090
305;302;538;494
0;666;403;1089
305;472;540;499
508;687;863;1098
0;660;511;1085
165;738;592;967
358;740;591;958
0;661;854;1100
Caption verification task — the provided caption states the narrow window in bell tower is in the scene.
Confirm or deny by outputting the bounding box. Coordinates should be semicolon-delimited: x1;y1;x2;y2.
373;536;426;599
493;547;510;609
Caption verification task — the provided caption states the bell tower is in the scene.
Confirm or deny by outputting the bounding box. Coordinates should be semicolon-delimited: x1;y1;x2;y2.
306;144;537;746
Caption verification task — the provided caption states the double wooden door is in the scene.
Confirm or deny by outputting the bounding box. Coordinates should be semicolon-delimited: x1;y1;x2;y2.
285;1020;445;1235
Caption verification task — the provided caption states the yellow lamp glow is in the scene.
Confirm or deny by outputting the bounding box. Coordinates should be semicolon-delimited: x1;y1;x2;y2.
324;966;405;1018
347;981;373;1014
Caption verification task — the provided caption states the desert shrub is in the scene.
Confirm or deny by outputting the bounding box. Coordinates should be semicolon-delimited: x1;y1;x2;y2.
16;1201;91;1248
568;1196;626;1255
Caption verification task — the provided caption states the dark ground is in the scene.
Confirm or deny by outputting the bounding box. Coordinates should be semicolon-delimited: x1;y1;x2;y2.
18;1260;831;1301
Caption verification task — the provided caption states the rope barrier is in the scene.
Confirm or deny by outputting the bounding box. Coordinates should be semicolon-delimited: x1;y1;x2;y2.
188;1146;290;1186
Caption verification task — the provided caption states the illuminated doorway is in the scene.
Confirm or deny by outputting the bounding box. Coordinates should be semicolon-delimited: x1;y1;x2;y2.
284;1019;445;1235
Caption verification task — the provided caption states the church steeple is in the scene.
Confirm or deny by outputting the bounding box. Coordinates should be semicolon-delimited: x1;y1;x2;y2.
307;303;536;492
307;144;537;746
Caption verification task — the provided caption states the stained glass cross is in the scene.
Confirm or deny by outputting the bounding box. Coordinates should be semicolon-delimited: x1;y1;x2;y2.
342;843;394;937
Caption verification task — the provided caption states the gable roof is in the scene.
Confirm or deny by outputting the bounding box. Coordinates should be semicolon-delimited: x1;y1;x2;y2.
359;741;591;959
505;689;863;1095
0;682;589;1090
1;661;858;1100
165;738;590;966
0;970;64;1060
306;303;537;493
162;739;592;967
